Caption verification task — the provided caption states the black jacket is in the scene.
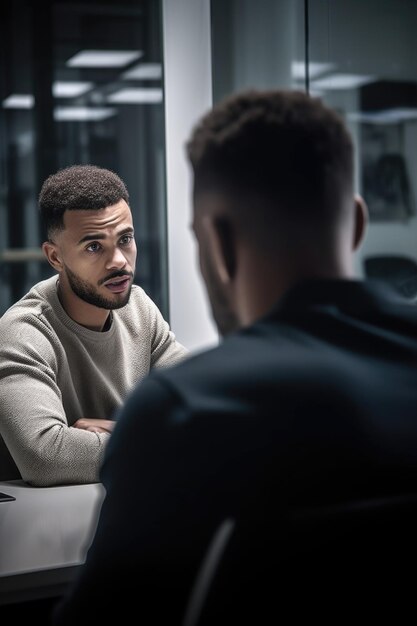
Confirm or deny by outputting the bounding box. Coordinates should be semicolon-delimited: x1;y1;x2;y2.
53;279;417;625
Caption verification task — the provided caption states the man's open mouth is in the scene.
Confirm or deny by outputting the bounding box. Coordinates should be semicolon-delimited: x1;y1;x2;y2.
104;277;131;293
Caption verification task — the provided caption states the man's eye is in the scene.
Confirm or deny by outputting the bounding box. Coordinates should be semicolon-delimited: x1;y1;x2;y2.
120;235;133;246
86;242;101;253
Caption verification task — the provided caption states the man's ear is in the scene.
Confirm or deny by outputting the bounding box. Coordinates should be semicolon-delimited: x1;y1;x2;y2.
352;194;368;251
42;240;63;272
202;215;236;284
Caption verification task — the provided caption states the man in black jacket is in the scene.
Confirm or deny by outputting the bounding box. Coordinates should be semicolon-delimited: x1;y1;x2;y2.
53;90;417;625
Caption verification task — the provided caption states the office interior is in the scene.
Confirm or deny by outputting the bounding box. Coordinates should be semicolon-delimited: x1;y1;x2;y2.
2;0;417;352
1;0;417;614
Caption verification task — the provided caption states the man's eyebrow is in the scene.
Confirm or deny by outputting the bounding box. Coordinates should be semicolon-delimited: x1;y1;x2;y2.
77;227;134;245
78;233;105;245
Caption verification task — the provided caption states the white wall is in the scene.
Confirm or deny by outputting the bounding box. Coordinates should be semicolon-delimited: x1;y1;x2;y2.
162;0;218;353
229;0;297;91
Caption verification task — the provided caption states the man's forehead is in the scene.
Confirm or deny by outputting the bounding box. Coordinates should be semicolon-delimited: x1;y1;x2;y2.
62;200;133;233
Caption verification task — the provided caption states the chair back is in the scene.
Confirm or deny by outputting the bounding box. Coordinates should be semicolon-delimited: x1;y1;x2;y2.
183;492;417;625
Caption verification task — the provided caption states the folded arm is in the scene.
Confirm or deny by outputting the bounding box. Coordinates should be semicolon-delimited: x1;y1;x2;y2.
0;320;110;487
73;418;115;434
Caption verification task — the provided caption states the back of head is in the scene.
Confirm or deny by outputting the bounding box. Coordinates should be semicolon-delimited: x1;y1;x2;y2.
38;164;129;238
186;89;354;238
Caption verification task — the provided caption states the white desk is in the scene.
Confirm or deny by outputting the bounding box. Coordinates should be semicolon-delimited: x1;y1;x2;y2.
0;480;105;605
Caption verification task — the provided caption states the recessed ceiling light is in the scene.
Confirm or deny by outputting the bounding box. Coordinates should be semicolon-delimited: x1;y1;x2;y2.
348;108;417;124
107;88;163;104
309;90;325;98
292;61;336;80
122;63;162;80
53;81;94;97
3;94;34;109
66;50;143;68
311;74;375;90
54;107;116;121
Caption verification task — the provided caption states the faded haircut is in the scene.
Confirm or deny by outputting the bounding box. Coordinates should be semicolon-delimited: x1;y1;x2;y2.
39;164;130;236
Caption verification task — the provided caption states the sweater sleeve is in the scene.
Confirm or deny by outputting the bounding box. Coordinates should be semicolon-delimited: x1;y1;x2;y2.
0;313;109;487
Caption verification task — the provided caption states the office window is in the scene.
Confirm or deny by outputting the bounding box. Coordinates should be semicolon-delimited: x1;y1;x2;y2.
211;0;417;299
0;0;169;317
308;0;417;295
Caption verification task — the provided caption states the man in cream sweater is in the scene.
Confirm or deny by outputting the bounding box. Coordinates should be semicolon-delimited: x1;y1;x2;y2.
0;164;187;487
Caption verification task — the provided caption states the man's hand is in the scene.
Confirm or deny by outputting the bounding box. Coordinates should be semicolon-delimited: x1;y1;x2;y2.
72;418;115;434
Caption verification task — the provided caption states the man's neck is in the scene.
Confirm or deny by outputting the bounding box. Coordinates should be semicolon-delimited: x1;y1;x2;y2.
56;279;111;332
236;249;354;329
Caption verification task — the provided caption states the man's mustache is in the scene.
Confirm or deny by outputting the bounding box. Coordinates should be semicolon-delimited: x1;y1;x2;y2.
99;271;134;286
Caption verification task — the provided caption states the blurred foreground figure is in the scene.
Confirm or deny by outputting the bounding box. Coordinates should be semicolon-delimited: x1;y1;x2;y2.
53;91;417;625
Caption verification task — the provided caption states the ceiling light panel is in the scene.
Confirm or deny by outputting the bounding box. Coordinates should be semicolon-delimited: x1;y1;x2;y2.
54;107;116;121
107;88;163;104
349;108;417;124
291;61;336;80
122;63;162;80
53;81;94;97
67;50;143;68
311;74;375;90
3;94;34;109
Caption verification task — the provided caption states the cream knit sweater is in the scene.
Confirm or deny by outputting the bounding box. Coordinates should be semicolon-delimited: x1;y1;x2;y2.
0;276;188;486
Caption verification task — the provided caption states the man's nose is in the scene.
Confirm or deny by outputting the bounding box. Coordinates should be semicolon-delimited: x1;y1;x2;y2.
105;247;127;270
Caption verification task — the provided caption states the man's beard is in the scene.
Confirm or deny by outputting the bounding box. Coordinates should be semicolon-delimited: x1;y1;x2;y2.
64;264;133;310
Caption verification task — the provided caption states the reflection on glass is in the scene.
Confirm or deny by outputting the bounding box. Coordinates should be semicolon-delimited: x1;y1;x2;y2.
0;0;168;318
307;0;417;281
211;0;417;290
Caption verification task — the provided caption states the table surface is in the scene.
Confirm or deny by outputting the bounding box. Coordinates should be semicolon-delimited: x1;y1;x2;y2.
0;480;105;604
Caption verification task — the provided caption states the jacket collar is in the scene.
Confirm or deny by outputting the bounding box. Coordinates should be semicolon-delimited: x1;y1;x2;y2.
272;278;410;317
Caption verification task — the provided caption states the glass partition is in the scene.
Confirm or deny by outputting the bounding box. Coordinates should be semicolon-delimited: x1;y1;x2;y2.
307;0;417;295
0;0;168;317
211;0;417;299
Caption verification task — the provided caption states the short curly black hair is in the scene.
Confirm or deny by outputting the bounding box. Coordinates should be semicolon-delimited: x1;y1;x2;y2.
39;164;130;236
186;89;353;224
